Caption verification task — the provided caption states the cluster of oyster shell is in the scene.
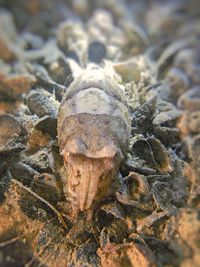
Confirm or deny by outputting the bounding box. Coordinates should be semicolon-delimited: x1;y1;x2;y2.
0;0;199;266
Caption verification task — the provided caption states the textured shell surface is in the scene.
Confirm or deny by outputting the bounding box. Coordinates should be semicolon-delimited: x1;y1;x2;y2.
57;63;131;218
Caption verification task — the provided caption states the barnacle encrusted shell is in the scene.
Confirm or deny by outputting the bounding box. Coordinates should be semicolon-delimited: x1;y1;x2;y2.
57;64;131;218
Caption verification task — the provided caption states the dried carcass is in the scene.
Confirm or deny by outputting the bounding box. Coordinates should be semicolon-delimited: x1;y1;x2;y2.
57;63;131;218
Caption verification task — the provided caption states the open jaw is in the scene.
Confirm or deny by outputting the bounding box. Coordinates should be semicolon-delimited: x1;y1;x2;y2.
62;150;120;218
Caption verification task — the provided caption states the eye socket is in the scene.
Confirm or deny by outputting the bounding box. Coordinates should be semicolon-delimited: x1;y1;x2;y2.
77;170;81;178
99;173;105;182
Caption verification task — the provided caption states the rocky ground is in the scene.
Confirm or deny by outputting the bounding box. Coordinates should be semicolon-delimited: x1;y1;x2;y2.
0;0;200;266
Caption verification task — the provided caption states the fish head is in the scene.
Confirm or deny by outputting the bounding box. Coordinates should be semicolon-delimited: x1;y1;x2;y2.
61;137;123;217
